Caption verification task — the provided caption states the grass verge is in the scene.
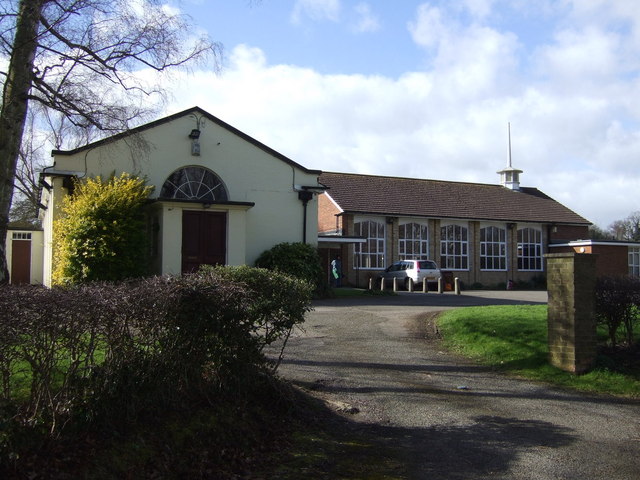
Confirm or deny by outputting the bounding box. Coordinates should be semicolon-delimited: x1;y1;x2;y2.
437;305;640;398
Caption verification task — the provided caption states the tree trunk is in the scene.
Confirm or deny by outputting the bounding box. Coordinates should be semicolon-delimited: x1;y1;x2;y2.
0;0;44;284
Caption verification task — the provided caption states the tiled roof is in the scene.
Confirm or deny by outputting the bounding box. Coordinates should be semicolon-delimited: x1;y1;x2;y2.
319;172;591;225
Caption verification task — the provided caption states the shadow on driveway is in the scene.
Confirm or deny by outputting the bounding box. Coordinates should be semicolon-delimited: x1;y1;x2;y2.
274;387;578;480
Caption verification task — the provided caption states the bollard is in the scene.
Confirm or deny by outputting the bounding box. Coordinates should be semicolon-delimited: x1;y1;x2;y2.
368;277;373;291
438;277;443;294
454;277;461;295
423;279;429;293
408;278;414;292
381;277;385;291
393;277;398;292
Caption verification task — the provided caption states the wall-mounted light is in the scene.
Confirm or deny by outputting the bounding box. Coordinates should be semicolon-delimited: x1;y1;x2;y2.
188;129;201;139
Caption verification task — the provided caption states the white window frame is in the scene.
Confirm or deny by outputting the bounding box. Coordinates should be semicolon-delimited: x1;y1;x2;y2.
353;218;386;270
480;225;507;271
12;232;32;240
440;223;469;270
517;227;543;271
629;247;640;277
160;166;228;202
399;221;429;261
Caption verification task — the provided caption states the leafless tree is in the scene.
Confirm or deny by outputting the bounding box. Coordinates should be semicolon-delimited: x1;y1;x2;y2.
9;111;44;227
10;105;110;227
608;212;640;241
588;224;614;241
0;0;219;283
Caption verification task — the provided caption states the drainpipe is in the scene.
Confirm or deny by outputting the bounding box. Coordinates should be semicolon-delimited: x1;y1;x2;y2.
298;190;313;244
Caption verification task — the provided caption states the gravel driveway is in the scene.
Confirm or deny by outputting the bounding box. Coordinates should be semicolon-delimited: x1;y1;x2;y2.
273;291;640;480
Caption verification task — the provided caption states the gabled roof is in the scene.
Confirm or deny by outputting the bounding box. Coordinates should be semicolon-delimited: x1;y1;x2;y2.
320;172;591;225
51;106;322;175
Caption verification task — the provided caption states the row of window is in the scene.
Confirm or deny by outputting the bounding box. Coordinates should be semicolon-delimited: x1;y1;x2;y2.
352;221;544;271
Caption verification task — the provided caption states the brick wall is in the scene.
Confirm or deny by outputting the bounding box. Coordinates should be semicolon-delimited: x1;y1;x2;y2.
551;244;629;277
592;245;628;277
318;193;342;233
546;253;597;374
550;224;589;242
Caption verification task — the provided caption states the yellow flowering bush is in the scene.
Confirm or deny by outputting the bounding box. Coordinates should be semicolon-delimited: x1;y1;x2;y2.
52;173;153;285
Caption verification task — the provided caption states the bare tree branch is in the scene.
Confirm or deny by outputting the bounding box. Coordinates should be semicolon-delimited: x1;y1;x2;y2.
0;0;221;283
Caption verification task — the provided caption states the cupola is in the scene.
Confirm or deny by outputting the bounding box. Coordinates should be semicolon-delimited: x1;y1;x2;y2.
497;123;522;191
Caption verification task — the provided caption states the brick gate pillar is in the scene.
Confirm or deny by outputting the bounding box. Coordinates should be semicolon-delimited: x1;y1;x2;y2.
545;252;598;374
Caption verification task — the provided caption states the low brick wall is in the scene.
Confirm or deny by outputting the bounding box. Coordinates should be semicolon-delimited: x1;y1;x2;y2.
545;253;597;374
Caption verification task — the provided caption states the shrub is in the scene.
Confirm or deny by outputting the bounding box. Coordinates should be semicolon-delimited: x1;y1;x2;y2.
52;173;153;285
254;242;326;295
595;276;640;347
87;274;255;424
0;266;312;464
511;274;547;291
203;265;313;369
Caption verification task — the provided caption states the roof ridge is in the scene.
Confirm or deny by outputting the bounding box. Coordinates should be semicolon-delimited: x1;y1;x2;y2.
51;106;321;175
321;171;514;189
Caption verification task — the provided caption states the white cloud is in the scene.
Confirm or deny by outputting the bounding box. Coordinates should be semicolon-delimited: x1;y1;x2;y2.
351;3;380;33
534;27;622;85
462;0;495;20
155;0;640;230
408;4;446;49
409;4;521;99
291;0;341;25
162;41;640;228
561;0;640;69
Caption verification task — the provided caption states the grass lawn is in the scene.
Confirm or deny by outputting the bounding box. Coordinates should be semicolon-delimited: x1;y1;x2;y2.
437;305;640;398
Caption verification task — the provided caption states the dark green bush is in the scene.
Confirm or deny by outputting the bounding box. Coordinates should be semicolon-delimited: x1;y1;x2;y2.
203;265;313;369
0;266;312;465
595;276;640;347
512;274;547;290
254;242;326;296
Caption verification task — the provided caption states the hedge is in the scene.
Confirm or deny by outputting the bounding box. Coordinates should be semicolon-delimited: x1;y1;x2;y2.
0;267;312;464
595;276;640;347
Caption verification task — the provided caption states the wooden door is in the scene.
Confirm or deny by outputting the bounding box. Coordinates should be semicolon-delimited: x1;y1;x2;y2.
181;211;227;274
10;239;31;284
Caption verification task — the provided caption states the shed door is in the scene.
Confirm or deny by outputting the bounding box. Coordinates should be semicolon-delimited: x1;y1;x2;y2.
181;211;227;274
11;239;31;284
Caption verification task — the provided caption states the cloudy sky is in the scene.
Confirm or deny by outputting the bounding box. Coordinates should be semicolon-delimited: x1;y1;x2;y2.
160;0;640;229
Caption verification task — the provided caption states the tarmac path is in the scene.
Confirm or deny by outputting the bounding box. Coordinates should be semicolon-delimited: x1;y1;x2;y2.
273;291;640;480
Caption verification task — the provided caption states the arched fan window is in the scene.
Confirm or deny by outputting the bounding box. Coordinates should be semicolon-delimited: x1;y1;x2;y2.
160;166;228;202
